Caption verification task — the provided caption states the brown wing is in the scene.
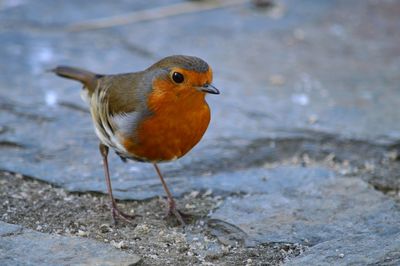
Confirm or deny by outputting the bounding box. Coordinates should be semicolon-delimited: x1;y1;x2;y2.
97;72;145;115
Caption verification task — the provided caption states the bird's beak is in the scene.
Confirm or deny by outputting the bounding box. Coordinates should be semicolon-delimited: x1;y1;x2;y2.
198;84;220;95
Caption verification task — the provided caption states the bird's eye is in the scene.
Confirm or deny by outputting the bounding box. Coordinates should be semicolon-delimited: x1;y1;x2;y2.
172;72;184;83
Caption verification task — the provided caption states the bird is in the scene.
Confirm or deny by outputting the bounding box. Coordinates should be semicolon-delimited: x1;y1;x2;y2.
51;55;219;225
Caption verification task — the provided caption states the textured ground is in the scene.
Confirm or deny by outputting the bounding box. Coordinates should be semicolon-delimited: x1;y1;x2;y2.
1;0;400;265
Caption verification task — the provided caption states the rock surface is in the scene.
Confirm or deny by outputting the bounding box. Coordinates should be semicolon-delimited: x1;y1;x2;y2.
211;167;400;264
1;0;400;265
0;221;140;265
1;0;400;198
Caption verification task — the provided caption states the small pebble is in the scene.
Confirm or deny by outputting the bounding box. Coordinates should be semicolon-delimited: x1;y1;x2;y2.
15;173;23;179
77;230;88;237
246;257;253;265
134;224;150;235
111;240;128;249
203;189;213;197
99;223;112;233
189;190;200;198
386;150;398;161
185;203;196;209
364;161;375;172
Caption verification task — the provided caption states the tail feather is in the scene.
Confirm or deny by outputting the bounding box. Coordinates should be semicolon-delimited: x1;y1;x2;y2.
51;66;102;93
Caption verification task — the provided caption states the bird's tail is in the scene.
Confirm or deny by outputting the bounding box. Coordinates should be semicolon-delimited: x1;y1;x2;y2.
51;66;102;93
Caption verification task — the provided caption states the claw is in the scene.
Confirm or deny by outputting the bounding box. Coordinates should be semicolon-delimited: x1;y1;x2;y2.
164;199;192;226
111;204;137;224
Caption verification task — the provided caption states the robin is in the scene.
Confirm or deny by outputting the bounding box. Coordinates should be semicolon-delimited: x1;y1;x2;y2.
51;55;219;225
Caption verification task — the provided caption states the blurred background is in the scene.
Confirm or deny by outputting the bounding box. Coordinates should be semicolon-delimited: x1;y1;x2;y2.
0;0;399;196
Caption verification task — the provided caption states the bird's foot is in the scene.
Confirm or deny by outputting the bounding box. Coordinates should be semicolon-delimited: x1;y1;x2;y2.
164;200;192;226
111;204;137;224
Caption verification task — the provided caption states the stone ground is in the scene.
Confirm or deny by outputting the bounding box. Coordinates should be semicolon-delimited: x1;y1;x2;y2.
1;0;400;265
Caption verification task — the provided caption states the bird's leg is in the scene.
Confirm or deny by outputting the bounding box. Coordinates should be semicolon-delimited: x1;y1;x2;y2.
99;143;136;223
153;163;189;225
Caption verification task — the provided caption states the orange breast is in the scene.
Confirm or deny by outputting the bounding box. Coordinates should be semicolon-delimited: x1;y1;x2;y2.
123;85;211;162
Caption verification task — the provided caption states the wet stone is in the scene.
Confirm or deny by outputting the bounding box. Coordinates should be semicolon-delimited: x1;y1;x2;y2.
0;221;141;266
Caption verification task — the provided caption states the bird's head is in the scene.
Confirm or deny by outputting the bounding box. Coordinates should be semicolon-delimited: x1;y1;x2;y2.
148;55;220;98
